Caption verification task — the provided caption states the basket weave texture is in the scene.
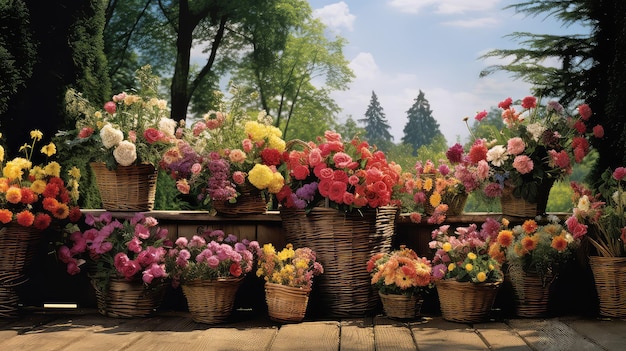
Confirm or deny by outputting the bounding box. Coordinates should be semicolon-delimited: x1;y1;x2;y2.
379;292;422;319
90;162;158;211
589;256;626;318
282;206;396;317
500;180;553;217
508;264;554;317
93;277;166;318
182;277;243;324
436;279;501;323
0;223;40;317
212;184;267;217
265;283;310;323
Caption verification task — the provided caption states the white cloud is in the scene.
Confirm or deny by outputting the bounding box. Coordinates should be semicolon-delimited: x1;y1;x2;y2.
388;0;501;15
313;2;356;31
442;17;500;28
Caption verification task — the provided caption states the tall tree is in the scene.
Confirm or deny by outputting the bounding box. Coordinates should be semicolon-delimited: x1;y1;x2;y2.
480;0;626;182
359;91;394;151
402;90;443;155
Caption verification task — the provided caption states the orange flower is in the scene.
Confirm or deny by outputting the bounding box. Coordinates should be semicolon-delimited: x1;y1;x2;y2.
33;213;52;230
394;265;416;290
0;209;13;224
521;219;538;234
15;210;35;227
5;186;22;204
551;235;568;252
489;243;506;263
52;203;70;219
42;197;60;212
0;178;9;192
521;235;538;251
496;230;514;247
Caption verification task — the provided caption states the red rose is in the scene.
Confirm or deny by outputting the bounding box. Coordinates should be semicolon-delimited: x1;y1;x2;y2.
498;97;513;109
521;96;537;109
144;128;165;144
292;164;310;180
328;180;347;202
78;127;94;138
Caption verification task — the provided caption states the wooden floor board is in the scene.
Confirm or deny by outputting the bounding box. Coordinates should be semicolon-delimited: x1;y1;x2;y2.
508;318;606;351
269;321;339;351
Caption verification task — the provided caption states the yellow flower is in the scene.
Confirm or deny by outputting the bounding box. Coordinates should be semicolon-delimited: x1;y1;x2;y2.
31;180;47;194
44;161;61;177
244;121;267;142
3;163;23;180
0;145;4;162
267;172;285;194
40;142;56;157
467;252;477;260
68;166;81;180
423;177;433;191
477;271;487;282
465;263;473;272
429;192;441;208
262;243;275;256
447;263;456;272
268;135;286;152
30;129;43;141
277;247;295;261
248;164;273;189
442;242;452;252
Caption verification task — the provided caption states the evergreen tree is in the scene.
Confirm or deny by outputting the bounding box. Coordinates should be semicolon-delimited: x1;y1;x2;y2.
401;90;443;155
359;91;394;151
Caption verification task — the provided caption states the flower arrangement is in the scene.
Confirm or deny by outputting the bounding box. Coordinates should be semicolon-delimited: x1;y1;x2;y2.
165;229;259;286
256;243;324;289
58;212;170;290
161;93;286;208
565;167;626;257
0;130;81;230
276;130;403;213
491;217;578;277
366;246;433;296
62;65;178;169
429;218;503;284
470;97;602;202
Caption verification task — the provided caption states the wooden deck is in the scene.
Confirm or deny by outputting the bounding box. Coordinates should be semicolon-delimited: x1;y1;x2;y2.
1;310;624;351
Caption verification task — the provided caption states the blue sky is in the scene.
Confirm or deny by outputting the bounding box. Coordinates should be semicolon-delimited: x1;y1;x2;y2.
309;0;590;145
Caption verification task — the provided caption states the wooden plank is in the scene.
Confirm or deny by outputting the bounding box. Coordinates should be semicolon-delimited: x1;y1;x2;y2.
340;318;375;351
410;317;488;351
256;223;284;246
562;317;626;351
508;318;604;351
474;322;532;351
269;321;339;351
373;316;416;351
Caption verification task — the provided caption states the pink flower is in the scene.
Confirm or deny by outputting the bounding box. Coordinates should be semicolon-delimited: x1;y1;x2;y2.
308;148;323;166
521;96;537;109
324;131;342;143
175;237;188;248
144;128;165;144
484;183;503;198
474;110;488;121
446;143;464;163
578;104;592;120
127;236;143;253
593;125;604;138
409;212;422;223
498;97;513;109
512;155;534;174
78;127;94;138
192;121;206;136
506;137;525;155
613;167;626;181
103;101;116;114
565;216;588;239
232;171;246;185
176;179;190;194
128;130;136;142
333;152;352;168
292;165;310;180
242;139;253;153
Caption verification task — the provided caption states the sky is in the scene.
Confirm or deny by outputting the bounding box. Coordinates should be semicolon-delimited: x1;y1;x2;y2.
309;0;590;145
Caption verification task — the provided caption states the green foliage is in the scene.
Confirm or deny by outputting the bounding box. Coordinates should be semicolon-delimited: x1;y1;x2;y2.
402;90;443;155
415;134;448;165
335;115;365;141
359;91;394;151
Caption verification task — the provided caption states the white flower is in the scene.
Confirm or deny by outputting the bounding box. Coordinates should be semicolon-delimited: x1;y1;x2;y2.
526;123;546;142
486;145;508;167
577;195;591;212
113;140;137;166
100;124;124;149
158;117;177;136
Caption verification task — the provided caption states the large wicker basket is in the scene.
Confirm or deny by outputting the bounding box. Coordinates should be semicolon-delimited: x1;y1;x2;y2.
265;283;311;323
182;277;243;324
93;278;166;318
436;279;501;323
90;162;158;211
589;256;626;318
300;206;396;317
508;264;554;317
212;184;267;217
500;180;553;217
379;292;422;319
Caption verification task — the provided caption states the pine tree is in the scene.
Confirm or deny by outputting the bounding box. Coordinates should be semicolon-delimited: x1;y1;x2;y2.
401;90;443;155
359;91;394;151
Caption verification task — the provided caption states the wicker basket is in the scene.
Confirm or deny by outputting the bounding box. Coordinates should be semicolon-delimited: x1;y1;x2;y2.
301;206;396;317
182;277;243;324
425;192;468;216
379;292;422;319
436;279;501;323
589;256;626;318
508;264;554;317
212;184;267;217
265;283;311;323
280;207;312;248
90;162;158;211
0;272;28;318
93;278;166;318
500;180;553;217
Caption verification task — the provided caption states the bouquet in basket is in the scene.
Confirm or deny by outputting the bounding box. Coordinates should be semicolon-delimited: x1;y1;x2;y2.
490;217;578;278
276;130;403;213
256;243;324;289
429;218;503;284
60;65;179;169
161;87;286;209
565;167;626;257
57;212;170;290
165;228;259;286
367;246;433;296
469;97;602;202
0;130;81;230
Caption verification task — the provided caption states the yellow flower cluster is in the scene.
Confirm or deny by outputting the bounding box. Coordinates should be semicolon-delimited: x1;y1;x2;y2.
248;164;284;193
256;243;323;289
244;121;286;152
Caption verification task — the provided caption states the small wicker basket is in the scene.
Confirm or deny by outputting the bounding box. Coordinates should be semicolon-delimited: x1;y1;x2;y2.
93;278;166;318
589;256;626;318
212;184;267;217
379;292;422;319
265;283;311;323
182;277;243;324
436;279;501;323
508;264;554;318
90;162;158;211
500;181;553;217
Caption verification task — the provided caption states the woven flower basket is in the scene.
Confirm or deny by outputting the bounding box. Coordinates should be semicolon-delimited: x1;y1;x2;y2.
280;207;313;248
500;180;553;217
589;256;626;318
436;279;501;323
379;292;423;319
425;192;468;216
265;283;311;323
182;277;243;324
93;277;166;318
508;264;554;318
90;162;158;211
212;184;267;217
300;206;396;317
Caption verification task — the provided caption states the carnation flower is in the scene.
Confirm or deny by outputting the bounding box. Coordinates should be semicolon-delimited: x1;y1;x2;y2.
113;140;138;166
100;124;124;149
